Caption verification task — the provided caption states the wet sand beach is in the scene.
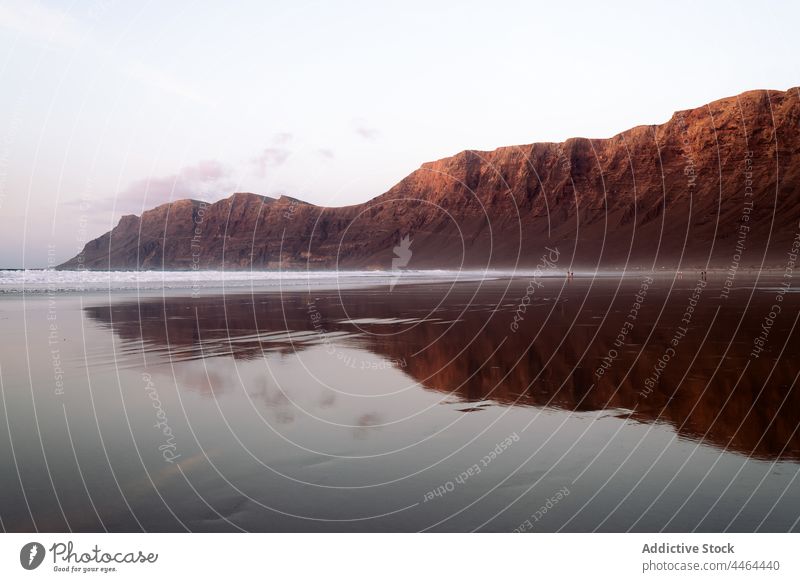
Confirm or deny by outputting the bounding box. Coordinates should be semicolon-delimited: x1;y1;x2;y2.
0;273;799;532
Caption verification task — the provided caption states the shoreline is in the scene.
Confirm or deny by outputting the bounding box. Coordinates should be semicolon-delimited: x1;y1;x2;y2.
0;268;792;297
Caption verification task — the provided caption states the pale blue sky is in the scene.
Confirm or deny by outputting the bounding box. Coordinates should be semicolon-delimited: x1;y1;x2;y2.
0;0;797;267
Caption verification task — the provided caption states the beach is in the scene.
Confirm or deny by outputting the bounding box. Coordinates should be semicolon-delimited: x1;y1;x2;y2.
0;271;798;532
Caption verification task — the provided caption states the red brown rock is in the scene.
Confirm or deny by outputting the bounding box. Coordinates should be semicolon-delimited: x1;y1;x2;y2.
59;87;800;270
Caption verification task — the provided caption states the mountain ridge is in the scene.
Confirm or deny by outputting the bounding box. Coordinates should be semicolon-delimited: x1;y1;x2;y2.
59;87;800;271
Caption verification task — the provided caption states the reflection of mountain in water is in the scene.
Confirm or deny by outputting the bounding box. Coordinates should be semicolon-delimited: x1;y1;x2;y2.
84;278;800;461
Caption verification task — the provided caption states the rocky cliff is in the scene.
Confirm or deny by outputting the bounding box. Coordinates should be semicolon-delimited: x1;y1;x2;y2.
59;87;800;270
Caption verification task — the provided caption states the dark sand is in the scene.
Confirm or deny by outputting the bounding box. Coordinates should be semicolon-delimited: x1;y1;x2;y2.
1;273;799;531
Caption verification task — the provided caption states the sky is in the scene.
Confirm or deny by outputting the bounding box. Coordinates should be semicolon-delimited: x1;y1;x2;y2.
0;0;798;268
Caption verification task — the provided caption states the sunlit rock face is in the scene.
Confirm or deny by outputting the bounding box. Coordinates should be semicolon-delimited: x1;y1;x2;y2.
61;88;800;271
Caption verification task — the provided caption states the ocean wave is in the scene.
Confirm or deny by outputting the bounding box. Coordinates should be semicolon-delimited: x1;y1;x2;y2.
0;269;511;294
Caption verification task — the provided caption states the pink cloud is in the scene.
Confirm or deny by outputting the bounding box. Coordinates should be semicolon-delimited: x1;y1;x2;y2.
352;119;380;140
89;159;234;214
251;133;294;177
251;147;290;176
177;159;229;183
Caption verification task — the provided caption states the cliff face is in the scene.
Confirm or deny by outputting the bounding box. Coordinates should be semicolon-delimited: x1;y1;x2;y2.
59;87;800;270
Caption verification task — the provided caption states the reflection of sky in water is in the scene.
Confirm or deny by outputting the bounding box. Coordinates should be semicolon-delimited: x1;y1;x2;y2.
1;276;799;532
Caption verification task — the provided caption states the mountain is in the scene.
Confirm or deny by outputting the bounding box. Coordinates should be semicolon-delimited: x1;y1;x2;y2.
59;87;800;271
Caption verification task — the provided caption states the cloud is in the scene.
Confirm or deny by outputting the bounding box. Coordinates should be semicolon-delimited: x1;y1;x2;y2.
251;133;293;177
252;148;290;173
352;119;380;141
316;148;335;159
80;160;234;214
0;0;81;46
